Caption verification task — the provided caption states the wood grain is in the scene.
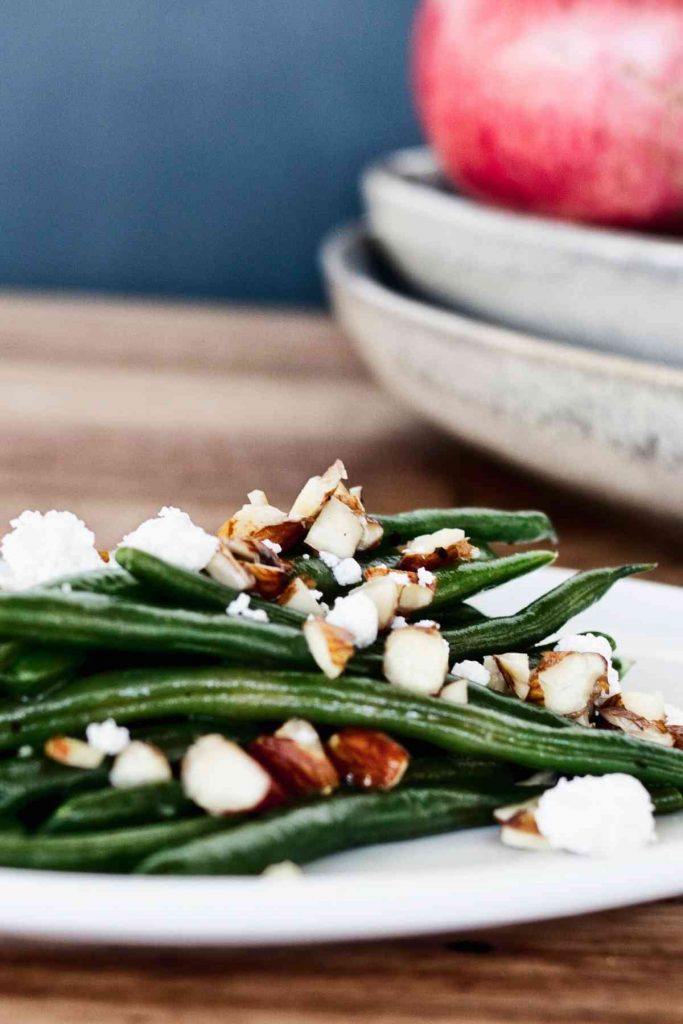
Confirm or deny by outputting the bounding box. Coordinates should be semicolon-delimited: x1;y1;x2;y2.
0;291;680;1023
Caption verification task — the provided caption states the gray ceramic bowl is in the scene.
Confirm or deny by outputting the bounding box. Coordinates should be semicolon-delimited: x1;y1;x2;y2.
363;148;683;367
321;225;683;519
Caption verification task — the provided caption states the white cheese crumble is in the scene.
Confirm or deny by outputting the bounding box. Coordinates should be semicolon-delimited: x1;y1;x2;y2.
318;550;340;568
85;718;131;756
226;593;269;623
119;506;217;572
1;510;105;590
451;659;491;687
332;557;362;586
666;703;683;726
414;619;439;630
302;553;311;561
326;592;378;648
390;616;408;630
416;567;435;586
261;539;282;555
535;774;656;857
554;632;620;698
17;745;33;759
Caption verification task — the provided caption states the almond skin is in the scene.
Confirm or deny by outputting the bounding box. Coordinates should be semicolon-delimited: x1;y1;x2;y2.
249;736;340;797
398;538;477;571
327;728;410;791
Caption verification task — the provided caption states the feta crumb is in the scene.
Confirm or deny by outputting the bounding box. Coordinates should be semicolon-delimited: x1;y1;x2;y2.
414;619;439;630
60;582;73;594
226;593;269;623
110;741;172;789
1;510;105;590
262;860;303;879
302;553;311;561
17;745;33;759
261;539;282;555
416;567;435;586
319;550;340;568
326;592;378;648
666;703;683;726
119;506;217;572
390;616;408;630
554;633;620;698
85;718;130;756
470;546;481;559
535;774;656;857
332;557;362;586
451;659;490;687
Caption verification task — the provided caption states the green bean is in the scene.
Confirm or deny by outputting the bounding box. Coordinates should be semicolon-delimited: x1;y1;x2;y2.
42;780;196;834
291;552;400;598
1;667;683;786
0;647;86;699
443;565;651;658
48;566;151;602
651;787;683;815
0;590;315;666
115;547;304;626
403;754;518;788
375;508;558;546
428;604;489;630
0;815;230;872
137;786;524;876
431;551;556;610
466;683;576;729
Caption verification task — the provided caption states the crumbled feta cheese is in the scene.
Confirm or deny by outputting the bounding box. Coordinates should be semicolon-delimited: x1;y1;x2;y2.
17;745;33;759
85;718;131;756
554;632;620;698
226;593;269;623
666;703;683;726
110;741;172;789
416;567;435;586
119;506;217;572
414;619;439;630
261;539;282;555
302;553;311;561
332;557;363;586
451;659;490;687
319;550;340;568
326;592;378;648
1;510;104;590
390;616;408;630
60;582;73;594
535;774;656;857
470;546;481;559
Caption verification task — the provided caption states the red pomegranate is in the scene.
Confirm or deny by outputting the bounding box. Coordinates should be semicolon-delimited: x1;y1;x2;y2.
413;0;683;228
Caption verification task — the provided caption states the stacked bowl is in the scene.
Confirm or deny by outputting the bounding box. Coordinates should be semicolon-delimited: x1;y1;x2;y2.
321;147;683;518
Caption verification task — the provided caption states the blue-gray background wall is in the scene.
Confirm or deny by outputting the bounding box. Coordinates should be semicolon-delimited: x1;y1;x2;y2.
1;1;420;304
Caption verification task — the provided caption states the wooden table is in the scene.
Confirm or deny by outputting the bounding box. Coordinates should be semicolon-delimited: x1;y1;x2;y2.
0;294;680;1023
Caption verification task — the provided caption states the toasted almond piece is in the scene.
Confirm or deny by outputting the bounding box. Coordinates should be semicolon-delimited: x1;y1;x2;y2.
250;735;339;796
332;480;365;515
278;577;327;617
219;502;287;541
495;798;550;852
439;678;468;704
349;485;363;500
303;618;355;679
349;576;401;630
275;718;325;750
383;625;449;695
483;655;510;694
622;690;666;721
247;562;291;600
288;460;348;522
44;736;105;770
304;497;364;558
252;520;305;553
527;651;608;724
398;528;477;571
356;516;384;552
365;567;436;613
599;694;674;747
206;545;255;591
247;489;269;507
109;741;172;788
494;653;531;701
182;735;272;815
327;728;409;790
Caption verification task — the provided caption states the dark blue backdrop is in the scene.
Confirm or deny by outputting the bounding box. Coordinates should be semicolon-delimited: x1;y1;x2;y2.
0;1;420;303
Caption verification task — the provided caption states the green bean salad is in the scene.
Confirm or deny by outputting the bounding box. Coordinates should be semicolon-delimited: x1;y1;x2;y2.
0;459;677;874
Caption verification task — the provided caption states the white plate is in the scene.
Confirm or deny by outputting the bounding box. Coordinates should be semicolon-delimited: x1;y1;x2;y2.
1;566;682;947
363;147;683;367
321;225;683;520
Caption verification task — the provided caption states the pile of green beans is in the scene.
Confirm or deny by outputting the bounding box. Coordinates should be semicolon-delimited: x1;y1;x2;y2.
0;502;666;876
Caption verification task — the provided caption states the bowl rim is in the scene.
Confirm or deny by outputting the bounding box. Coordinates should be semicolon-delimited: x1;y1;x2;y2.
362;147;683;270
321;222;683;392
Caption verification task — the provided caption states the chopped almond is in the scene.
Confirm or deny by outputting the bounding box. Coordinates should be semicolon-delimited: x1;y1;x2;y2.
398;528;477;571
483;655;510;694
357;517;384;552
383;625;449;695
304;497;364;558
110;741;172;788
252;519;305;552
247;490;269;507
494;653;531;701
288;460;347;523
327;728;409;790
439;678;468;704
250;734;339;797
247;562;291;600
495;798;549;851
219;501;288;541
303;618;355;679
364;566;435;613
349;576;401;630
278;577;327;617
527;651;609;725
182;735;273;815
205;544;255;591
44;736;104;770
599;693;674;747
